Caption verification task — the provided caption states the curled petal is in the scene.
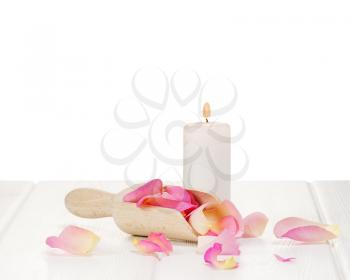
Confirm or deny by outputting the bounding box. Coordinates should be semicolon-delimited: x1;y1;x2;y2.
274;254;296;262
274;217;339;243
242;212;269;238
204;243;238;270
137;193;197;212
148;232;173;255
204;200;243;235
123;179;163;203
189;200;243;236
197;229;240;256
188;203;213;235
46;226;100;255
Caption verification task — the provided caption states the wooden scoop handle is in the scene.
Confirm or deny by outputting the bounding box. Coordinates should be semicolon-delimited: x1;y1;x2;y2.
65;188;116;218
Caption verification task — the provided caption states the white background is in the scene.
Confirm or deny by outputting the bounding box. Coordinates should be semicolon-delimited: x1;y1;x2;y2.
0;0;349;182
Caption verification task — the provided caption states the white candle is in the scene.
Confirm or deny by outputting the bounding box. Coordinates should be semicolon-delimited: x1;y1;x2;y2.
183;104;231;200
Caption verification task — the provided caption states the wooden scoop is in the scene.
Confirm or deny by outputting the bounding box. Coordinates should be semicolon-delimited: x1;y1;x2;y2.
65;186;218;242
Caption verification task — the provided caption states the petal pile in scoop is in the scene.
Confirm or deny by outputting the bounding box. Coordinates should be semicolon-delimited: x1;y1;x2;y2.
123;179;270;268
123;179;199;215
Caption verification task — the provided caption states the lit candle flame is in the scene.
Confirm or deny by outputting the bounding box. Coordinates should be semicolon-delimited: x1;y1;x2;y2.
203;102;211;123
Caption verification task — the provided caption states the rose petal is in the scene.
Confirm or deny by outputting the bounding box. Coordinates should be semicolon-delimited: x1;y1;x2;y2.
133;239;163;254
189;200;243;236
46;226;100;255
123;179;163;203
274;217;339;242
206;230;218;236
274;254;296;262
204;243;238;270
197;229;240;255
148;232;173;255
137;193;198;212
164;186;195;204
242;212;269;238
133;232;173;259
219;216;239;235
188;203;213;235
133;239;162;260
204;201;243;235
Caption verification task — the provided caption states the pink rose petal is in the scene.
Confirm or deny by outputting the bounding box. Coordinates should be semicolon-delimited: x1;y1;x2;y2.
274;217;339;243
46;226;100;255
206;230;218;236
133;239;163;254
242;212;269;238
133;239;163;260
133;232;173;259
123;179;163;203
274;254;296;262
148;232;173;255
164;186;196;204
189;200;243;236
219;216;239;235
204;243;238;270
197;229;240;256
137;193;198;212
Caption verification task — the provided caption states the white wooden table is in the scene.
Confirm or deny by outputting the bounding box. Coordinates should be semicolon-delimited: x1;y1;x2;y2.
0;181;349;280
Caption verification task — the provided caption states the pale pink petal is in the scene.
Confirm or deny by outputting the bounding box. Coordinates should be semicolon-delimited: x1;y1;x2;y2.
133;239;163;254
46;226;100;255
242;212;269;238
197;229;240;255
217;230;240;255
219;216;239;235
137;194;198;212
188;203;213;235
148;232;173;255
123;179;163;203
204;243;238;270
208;201;244;236
274;217;339;243
133;239;162;259
281;225;338;242
189;201;243;236
274;254;296;262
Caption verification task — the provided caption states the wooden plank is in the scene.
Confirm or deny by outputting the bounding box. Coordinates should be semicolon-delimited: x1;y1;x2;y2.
0;181;34;238
311;181;350;280
0;181;156;280
0;181;343;280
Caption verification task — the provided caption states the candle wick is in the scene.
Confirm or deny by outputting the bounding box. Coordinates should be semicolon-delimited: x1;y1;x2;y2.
206;118;208;123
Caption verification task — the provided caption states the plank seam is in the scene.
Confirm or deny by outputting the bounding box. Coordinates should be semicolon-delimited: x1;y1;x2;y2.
307;182;347;280
0;183;36;244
